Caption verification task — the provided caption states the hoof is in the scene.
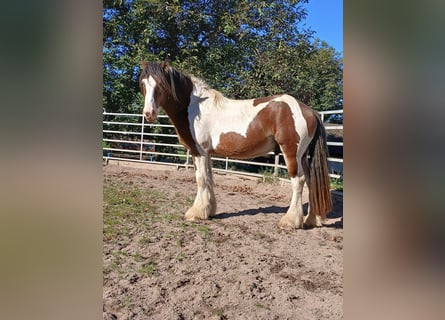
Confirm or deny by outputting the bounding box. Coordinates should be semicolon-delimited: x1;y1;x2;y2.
184;215;200;221
277;221;295;231
302;223;315;230
278;216;302;230
303;214;324;228
184;206;209;221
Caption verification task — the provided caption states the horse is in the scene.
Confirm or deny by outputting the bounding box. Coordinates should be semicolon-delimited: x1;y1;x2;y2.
139;60;332;230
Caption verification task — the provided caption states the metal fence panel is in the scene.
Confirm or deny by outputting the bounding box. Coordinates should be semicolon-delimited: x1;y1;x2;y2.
103;110;343;179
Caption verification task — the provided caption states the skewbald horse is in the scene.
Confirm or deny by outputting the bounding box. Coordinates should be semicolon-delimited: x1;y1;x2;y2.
139;60;332;229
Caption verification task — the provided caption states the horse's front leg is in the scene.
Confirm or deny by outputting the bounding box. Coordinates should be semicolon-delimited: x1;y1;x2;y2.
184;154;217;220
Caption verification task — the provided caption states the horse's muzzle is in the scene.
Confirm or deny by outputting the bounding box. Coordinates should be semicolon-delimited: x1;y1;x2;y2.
144;112;157;123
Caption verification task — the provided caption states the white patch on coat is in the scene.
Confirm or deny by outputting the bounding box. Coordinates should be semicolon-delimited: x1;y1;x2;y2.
274;95;310;143
142;76;157;118
188;80;266;151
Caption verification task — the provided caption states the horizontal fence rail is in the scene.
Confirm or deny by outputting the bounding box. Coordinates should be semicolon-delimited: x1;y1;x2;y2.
103;109;343;180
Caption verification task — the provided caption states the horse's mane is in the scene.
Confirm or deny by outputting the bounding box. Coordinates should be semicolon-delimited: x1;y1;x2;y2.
141;62;225;107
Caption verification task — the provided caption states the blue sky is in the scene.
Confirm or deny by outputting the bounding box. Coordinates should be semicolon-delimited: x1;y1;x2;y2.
303;0;343;55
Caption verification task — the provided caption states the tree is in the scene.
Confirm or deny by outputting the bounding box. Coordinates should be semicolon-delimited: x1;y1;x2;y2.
240;39;343;110
103;0;342;113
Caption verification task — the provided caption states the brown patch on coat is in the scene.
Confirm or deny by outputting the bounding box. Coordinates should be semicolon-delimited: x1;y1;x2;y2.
213;101;300;177
163;88;200;156
252;95;283;107
155;79;198;155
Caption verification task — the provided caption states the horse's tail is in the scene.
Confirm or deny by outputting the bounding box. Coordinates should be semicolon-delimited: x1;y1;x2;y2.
307;113;333;219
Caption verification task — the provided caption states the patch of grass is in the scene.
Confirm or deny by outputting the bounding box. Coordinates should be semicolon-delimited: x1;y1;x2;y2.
253;301;271;310
174;195;194;209
109;260;122;275
258;168;289;183
174;251;187;262
134;251;142;262
108;250;128;275
160;212;183;223
122;296;132;308
175;236;186;248
276;168;290;179
255;232;266;240
197;225;211;238
179;221;197;229
149;189;169;200
103;179;180;242
185;197;194;207
139;236;152;245
214;309;227;320
183;264;193;275
139;261;157;277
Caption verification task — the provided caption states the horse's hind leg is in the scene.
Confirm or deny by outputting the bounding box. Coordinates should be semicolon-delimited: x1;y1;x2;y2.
277;149;305;230
184;154;217;221
278;174;305;230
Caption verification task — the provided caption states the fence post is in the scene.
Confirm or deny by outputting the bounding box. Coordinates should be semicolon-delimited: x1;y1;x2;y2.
185;150;190;169
225;157;229;173
139;115;145;161
273;154;279;177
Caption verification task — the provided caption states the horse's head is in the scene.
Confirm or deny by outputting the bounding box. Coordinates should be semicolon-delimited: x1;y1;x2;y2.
139;60;169;122
139;60;193;122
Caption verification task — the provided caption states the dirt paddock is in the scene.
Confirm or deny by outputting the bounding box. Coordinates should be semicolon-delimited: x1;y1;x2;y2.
103;161;343;320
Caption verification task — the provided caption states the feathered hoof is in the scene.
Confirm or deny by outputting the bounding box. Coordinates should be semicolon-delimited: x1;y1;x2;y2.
184;206;210;221
277;215;303;230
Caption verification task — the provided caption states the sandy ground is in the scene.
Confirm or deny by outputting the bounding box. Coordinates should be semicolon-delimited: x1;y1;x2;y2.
103;161;343;320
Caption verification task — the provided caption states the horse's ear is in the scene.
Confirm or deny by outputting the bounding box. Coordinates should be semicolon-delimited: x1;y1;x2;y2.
141;59;148;69
160;59;172;72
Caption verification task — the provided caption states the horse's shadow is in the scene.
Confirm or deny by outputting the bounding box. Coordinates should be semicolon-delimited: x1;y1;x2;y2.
213;205;288;220
213;193;343;229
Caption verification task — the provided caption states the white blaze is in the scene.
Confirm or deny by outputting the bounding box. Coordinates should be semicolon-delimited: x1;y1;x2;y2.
142;76;157;120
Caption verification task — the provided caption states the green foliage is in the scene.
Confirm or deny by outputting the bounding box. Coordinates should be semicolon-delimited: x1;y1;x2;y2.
241;39;343;110
330;177;343;191
103;0;342;113
258;168;279;184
